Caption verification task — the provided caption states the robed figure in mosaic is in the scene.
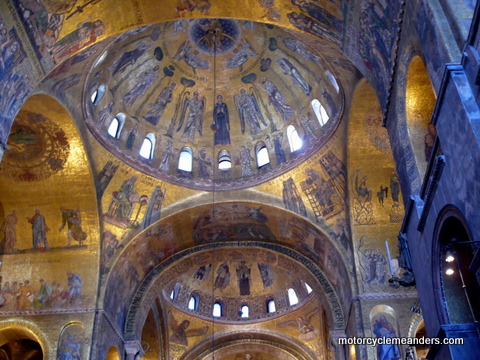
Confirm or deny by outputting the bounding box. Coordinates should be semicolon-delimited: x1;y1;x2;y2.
234;88;267;135
27;209;50;250
0;210;18;254
176;91;206;139
213;94;230;145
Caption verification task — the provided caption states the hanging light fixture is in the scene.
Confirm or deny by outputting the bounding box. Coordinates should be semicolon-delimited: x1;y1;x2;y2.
445;250;455;263
209;26;219;360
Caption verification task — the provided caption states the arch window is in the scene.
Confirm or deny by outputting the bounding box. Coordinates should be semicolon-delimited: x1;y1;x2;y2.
305;282;313;294
218;149;232;171
287;288;299;306
107;113;125;139
91;84;106;105
139;133;156;160
256;142;270;168
170;282;181;300
240;305;249;318
94;50;108;68
188;293;200;311
287;125;302;152
311;99;329;127
436;209;480;324
325;70;339;92
178;147;193;172
267;298;276;313
213;302;223;317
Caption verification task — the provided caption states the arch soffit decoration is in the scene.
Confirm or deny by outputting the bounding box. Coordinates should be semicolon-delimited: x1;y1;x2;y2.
431;204;474;325
110;198;347;264
0;320;49;359
184;332;316;360
51;1;345;65
122;241;345;341
101;202;352;314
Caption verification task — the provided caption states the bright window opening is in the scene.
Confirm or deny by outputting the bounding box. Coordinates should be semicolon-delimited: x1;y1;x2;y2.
107;118;119;138
311;99;329;127
267;299;276;313
94;50;108;68
241;305;249;318
325;70;339;92
213;302;222;317
256;143;270;167
107;113;125;139
218;149;232;171
287;125;302;152
178;147;193;172
305;282;313;294
188;296;196;310
287;288;299;306
170;283;181;300
91;84;106;105
139;133;155;159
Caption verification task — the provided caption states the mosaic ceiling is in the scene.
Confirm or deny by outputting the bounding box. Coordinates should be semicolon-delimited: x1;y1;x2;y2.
84;19;344;191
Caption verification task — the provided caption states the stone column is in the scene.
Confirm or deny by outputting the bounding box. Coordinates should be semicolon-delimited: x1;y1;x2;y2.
329;330;347;360
124;340;145;360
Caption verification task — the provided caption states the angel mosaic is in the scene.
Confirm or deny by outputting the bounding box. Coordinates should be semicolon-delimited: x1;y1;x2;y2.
277;307;319;341
278;36;320;64
168;311;209;346
234;88;267;135
144;81;177;126
173;42;210;73
109;41;151;77
223;40;257;72
277;58;312;96
176;91;206;140
121;65;159;107
257;77;295;122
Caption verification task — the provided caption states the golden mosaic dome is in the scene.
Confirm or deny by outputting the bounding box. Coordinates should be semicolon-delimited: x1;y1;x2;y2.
84;19;343;191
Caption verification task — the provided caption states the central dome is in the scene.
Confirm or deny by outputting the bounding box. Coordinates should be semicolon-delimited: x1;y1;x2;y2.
84;19;343;190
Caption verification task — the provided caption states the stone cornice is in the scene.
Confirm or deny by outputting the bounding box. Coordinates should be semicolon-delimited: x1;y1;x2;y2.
354;292;418;301
0;307;96;316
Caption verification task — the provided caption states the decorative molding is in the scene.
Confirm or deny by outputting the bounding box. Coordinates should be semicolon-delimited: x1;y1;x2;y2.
382;1;406;127
0;319;51;359
354;292;418;300
407;312;423;338
0;307;96;316
417;155;446;232
97;309;124;343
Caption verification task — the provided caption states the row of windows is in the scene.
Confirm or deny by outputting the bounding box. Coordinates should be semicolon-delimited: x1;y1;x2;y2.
171;284;313;319
106;116;303;171
95;86;331;171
